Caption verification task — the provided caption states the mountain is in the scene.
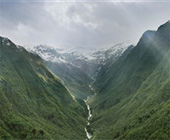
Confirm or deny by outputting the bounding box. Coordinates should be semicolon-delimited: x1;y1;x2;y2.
0;37;87;139
26;42;130;76
89;42;133;80
2;20;168;140
24;42;130;100
89;21;170;139
25;45;94;100
61;42;131;78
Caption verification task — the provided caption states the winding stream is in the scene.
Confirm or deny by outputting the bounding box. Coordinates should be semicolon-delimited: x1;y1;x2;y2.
84;72;99;139
84;84;97;140
84;98;93;140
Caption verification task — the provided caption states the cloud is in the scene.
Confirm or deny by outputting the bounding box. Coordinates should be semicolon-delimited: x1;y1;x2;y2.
0;0;170;49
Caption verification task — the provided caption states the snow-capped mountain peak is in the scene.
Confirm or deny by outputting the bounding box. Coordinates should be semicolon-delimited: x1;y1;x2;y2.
24;42;133;76
25;44;68;64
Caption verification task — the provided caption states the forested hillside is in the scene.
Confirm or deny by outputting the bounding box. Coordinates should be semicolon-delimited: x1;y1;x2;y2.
0;37;87;139
89;21;170;139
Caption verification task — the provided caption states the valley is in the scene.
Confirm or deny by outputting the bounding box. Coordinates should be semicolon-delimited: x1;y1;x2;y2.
0;20;170;139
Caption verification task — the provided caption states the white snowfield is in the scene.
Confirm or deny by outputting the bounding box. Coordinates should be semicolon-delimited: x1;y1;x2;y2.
24;42;132;68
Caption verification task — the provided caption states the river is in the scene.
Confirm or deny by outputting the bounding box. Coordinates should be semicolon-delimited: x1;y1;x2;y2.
84;71;99;139
84;84;97;140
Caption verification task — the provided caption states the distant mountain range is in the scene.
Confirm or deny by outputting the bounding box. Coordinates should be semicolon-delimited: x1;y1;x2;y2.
24;42;131;100
25;41;131;76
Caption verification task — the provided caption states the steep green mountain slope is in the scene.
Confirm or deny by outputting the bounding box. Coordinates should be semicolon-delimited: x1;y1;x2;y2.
28;45;93;100
89;21;170;139
0;37;86;139
46;61;93;100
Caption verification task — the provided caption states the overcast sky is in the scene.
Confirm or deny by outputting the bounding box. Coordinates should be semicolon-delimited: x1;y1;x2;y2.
0;0;170;49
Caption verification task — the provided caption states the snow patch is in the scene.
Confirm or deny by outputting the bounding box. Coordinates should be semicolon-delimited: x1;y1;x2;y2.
6;42;10;46
23;41;133;69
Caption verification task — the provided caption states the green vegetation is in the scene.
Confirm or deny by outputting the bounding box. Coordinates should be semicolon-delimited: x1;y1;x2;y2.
46;61;93;100
1;21;170;139
0;37;87;139
89;21;170;139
